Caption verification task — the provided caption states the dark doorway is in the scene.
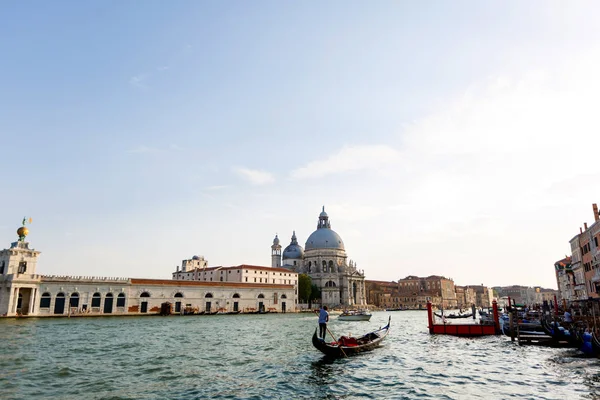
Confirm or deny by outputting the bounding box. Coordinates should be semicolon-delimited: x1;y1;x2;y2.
282;302;286;313
233;302;239;312
140;292;150;313
70;293;80;309
17;293;23;311
206;302;211;313
104;293;113;314
258;302;264;313
174;293;183;313
54;293;66;314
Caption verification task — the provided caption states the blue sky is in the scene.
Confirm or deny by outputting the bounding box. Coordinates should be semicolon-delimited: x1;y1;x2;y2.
1;1;599;288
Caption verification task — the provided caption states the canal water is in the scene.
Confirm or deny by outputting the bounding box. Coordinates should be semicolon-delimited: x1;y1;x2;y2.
1;311;599;399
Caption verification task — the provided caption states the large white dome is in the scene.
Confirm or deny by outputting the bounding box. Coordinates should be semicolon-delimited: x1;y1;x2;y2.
305;228;345;250
305;206;345;251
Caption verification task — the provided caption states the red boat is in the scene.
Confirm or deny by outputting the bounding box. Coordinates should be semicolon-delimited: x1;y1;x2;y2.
427;301;501;337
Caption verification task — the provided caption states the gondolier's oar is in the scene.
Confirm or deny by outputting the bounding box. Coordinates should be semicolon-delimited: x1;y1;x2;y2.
314;310;347;358
326;326;347;358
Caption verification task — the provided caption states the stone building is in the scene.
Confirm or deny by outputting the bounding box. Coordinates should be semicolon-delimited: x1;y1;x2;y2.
465;284;493;308
397;275;458;309
455;285;477;309
555;256;574;301
365;280;398;308
569;229;587;300
0;221;296;317
273;207;367;308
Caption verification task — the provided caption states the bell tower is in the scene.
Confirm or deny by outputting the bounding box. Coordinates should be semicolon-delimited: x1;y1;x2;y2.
0;218;42;316
271;234;281;268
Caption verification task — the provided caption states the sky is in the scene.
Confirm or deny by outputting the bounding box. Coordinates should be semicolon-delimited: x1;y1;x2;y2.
1;1;600;289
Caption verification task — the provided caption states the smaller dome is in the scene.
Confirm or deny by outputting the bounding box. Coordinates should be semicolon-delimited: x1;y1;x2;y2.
192;255;200;260
283;244;304;260
17;226;28;238
273;234;280;246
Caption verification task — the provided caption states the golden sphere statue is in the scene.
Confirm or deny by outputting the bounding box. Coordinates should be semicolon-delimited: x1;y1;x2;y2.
17;226;29;237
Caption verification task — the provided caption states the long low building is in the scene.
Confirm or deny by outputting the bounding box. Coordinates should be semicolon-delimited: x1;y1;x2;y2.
0;224;297;317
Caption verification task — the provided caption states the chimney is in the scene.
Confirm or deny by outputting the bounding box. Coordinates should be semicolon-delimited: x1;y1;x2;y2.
585;222;588;230
593;203;599;222
580;227;583;234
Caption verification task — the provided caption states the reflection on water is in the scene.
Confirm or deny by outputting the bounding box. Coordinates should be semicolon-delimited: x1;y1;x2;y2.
1;312;600;399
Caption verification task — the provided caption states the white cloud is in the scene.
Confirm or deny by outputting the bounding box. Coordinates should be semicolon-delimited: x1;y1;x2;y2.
129;73;150;89
394;52;600;230
290;144;400;180
233;167;275;185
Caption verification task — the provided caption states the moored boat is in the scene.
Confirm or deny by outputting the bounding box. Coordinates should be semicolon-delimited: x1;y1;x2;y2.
338;310;372;321
312;317;391;357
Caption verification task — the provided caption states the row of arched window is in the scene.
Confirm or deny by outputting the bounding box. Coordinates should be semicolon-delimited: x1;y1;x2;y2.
306;260;342;273
40;291;281;307
39;292;128;308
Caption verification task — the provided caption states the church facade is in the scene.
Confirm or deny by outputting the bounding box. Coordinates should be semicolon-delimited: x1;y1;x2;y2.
272;207;367;307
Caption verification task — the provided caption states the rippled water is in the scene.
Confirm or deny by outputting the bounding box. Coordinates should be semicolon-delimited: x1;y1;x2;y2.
1;311;600;399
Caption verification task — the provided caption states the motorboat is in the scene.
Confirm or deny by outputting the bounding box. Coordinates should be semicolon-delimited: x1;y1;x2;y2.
338;309;372;321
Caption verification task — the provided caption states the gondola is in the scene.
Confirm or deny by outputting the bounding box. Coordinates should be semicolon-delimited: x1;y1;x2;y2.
539;318;578;346
312;317;391;358
433;312;473;319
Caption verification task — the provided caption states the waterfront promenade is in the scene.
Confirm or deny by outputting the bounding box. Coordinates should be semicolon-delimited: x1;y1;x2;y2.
1;311;598;399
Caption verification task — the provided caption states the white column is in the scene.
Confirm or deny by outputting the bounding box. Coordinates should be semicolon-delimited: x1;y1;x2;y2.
12;287;20;314
28;288;36;315
6;286;16;316
32;288;39;315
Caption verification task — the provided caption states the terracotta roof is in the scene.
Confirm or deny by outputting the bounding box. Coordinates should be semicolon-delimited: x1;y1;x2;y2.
131;278;294;288
182;265;297;274
234;264;297;273
554;256;572;267
366;280;398;286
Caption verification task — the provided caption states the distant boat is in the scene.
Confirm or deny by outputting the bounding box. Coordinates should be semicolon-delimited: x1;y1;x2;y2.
338;310;372;321
312;317;390;357
434;312;473;319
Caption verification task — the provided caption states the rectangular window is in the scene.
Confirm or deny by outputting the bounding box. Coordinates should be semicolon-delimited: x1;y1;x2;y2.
18;261;27;274
254;278;256;282
245;277;248;282
40;296;51;308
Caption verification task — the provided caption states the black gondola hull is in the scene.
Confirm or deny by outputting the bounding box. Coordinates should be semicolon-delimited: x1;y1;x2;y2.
311;318;390;358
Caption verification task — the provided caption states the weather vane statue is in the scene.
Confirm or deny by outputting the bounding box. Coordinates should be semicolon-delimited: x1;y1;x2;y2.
17;216;32;242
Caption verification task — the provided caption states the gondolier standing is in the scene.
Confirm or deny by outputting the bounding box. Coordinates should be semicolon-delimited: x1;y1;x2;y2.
318;306;329;339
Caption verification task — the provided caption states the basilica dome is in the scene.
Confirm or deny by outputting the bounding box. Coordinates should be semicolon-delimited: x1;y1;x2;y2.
305;207;345;251
305;228;345;250
283;231;304;260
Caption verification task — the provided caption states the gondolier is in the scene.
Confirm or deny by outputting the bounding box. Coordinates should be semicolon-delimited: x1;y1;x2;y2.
318;306;329;339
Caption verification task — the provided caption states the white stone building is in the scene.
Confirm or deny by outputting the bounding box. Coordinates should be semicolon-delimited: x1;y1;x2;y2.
273;207;367;307
0;223;296;317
